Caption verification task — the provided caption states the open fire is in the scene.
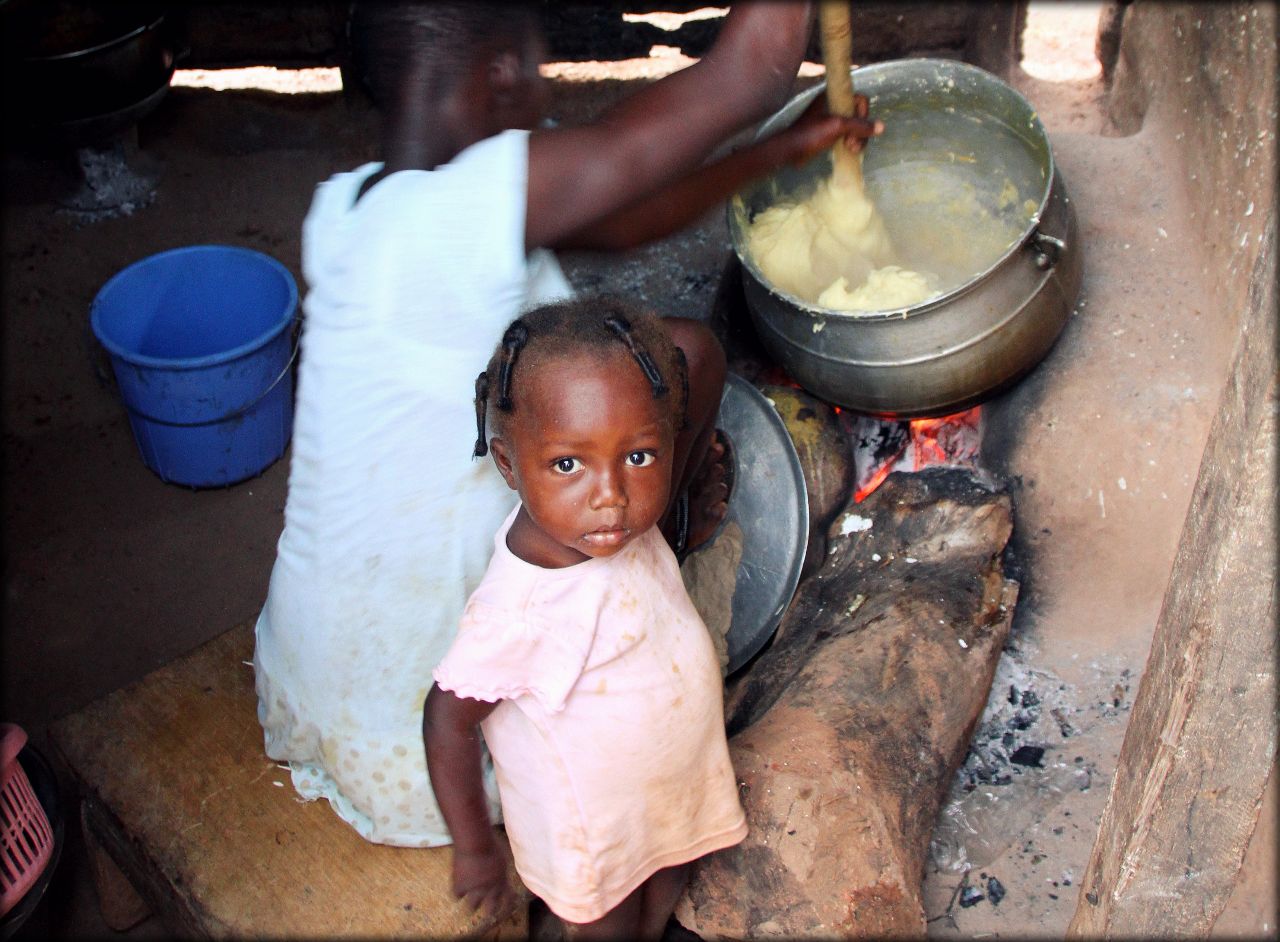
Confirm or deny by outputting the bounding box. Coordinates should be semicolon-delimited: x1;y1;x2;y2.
745;364;985;503
845;407;984;502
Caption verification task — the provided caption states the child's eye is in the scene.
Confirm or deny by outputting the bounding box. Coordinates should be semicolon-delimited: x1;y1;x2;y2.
626;451;656;468
553;457;583;474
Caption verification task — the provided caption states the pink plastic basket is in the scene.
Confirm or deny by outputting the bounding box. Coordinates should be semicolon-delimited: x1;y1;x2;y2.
1;723;54;918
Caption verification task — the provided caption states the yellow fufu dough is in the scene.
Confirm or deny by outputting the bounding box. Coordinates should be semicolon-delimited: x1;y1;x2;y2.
747;166;897;304
745;157;938;312
818;265;937;311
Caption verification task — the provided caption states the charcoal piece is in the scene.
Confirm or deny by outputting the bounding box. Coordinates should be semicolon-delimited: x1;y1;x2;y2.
1010;745;1045;767
986;876;1006;905
959;886;986;908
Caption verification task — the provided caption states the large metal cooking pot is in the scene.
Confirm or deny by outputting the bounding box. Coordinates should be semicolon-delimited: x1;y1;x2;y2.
729;59;1081;418
2;1;176;137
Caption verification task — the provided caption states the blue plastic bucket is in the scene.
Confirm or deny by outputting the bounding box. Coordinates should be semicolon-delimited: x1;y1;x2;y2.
90;245;299;487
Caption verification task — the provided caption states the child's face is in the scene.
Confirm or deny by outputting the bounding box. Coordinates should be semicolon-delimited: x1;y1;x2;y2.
491;348;675;565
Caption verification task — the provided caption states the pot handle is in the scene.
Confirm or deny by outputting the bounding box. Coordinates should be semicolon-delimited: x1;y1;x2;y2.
1029;230;1067;270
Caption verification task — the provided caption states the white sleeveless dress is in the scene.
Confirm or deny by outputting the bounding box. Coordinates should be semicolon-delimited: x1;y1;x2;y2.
253;129;572;846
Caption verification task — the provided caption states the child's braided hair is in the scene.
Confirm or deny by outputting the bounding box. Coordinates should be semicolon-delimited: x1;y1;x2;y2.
473;297;689;458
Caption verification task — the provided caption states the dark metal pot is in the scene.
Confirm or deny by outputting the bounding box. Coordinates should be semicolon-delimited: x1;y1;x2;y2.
3;1;176;134
729;59;1081;418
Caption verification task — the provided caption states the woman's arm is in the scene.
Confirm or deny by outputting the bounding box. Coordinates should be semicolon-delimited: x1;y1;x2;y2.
527;2;820;250
553;98;882;252
422;683;511;916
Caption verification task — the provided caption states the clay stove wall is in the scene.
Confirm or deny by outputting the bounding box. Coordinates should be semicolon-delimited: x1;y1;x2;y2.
1070;2;1277;935
1106;1;1275;320
174;2;1025;77
173;2;349;69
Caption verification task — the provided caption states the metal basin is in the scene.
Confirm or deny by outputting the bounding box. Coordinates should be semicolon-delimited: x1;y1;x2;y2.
729;59;1082;418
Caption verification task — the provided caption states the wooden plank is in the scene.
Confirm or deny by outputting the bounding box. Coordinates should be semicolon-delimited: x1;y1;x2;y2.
1209;755;1278;936
966;1;1027;78
49;622;527;939
1068;221;1276;935
81;802;151;932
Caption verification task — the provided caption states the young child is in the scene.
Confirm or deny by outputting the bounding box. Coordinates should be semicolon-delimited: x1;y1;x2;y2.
426;297;743;938
253;0;880;849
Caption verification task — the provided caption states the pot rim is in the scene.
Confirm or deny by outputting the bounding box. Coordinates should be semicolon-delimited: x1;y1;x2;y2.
20;9;167;64
730;58;1058;323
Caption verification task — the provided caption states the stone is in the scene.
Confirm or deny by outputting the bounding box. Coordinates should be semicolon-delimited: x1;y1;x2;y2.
758;383;854;583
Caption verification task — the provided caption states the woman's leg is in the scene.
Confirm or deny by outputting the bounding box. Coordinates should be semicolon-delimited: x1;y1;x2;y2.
560;880;643;940
660;317;729;554
638;863;691;940
559;863;690;942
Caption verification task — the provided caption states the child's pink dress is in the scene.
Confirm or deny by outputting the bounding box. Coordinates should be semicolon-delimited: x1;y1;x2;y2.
433;507;747;923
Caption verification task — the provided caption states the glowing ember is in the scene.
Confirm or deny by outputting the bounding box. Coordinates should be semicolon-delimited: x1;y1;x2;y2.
909;408;983;469
848;407;983;502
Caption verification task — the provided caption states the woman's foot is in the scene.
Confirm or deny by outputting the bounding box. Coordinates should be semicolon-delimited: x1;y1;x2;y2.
680;430;735;558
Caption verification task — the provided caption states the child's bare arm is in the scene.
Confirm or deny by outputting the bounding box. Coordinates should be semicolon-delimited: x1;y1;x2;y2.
423;684;511;916
554;98;882;252
527;2;818;250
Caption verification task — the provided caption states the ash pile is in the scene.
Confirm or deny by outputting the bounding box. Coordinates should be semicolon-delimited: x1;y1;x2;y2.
926;642;1126;903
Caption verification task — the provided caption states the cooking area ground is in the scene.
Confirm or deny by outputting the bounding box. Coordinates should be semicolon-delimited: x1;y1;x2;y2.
0;4;1256;937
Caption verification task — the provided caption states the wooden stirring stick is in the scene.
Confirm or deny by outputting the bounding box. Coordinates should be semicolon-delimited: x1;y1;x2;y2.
818;0;861;189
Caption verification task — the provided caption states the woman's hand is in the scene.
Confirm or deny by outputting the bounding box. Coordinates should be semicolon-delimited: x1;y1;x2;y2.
773;92;883;167
451;844;517;920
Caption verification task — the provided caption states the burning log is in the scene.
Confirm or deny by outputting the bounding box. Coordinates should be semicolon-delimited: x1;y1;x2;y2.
678;467;1018;938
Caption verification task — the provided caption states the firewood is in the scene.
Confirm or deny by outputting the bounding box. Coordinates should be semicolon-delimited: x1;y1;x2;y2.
679;468;1018;938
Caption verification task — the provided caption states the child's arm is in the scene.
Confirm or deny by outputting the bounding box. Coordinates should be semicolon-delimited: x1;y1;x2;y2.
422;684;511;917
527;2;820;251
553;97;882;252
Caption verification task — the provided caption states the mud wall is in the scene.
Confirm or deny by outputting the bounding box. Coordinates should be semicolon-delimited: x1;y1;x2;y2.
1071;2;1277;935
173;2;1026;76
1105;1;1275;321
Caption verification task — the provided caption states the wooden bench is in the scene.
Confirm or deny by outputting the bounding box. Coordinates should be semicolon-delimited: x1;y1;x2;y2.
49;622;527;938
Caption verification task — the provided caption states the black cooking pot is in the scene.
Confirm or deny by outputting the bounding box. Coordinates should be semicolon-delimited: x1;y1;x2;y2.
2;1;176;130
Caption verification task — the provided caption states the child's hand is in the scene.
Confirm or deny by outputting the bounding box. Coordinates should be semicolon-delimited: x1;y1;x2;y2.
451;844;517;921
774;93;883;168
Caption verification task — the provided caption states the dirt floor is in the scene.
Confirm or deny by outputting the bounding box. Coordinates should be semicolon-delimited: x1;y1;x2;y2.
0;3;1256;938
